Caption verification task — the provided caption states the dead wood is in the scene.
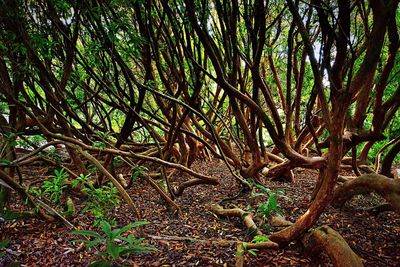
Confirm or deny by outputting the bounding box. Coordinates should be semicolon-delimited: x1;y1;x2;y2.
302;225;363;267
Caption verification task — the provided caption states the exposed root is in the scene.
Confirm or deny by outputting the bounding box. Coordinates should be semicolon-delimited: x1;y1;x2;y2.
235;242;245;267
174;178;219;196
302;225;364;267
271;215;293;227
339;164;374;174
333;173;400;213
208;203;262;236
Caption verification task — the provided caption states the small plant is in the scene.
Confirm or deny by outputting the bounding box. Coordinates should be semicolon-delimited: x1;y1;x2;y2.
72;173;92;188
130;166;146;183
235;242;258;258
81;182;120;226
93;141;106;150
86;163;98;175
47;147;63;164
72;221;156;265
30;168;68;205
0;239;10;257
251;184;288;229
95;130;112;142
251;235;269;243
93;131;113;150
243;242;258;257
42;168;68;204
1;133;18;149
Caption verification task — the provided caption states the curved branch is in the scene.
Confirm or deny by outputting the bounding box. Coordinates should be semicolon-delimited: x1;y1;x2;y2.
332;173;400;213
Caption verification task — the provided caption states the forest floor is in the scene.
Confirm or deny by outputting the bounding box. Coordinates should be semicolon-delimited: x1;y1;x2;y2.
1;156;399;267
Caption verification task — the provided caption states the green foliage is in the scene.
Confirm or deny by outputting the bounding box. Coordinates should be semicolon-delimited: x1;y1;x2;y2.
369;134;400;164
86;163;98;175
47;147;63;164
235;242;258;257
72;221;156;265
80;182;120;226
92;141;106;150
92;131;115;149
130;166;146;183
30;168;68;205
72;173;91;188
42;168;68;204
1;133;18;148
251;184;288;229
0;239;10;257
251;235;269;243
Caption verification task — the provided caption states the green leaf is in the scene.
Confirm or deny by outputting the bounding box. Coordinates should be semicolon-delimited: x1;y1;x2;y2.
247;249;258;256
100;221;112;237
72;230;102;239
131;221;149;228
70;239;101;249
0;239;10;249
255;184;271;193
251;192;266;198
88;260;113;267
111;224;135;238
251;235;269;243
106;241;120;260
267;194;278;211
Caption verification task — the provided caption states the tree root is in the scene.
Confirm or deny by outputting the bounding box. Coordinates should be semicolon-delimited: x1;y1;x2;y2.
174;178;219;196
208;203;262;236
302;225;364;267
271;215;293;227
209;202;361;267
332;173;400;213
264;161;295;182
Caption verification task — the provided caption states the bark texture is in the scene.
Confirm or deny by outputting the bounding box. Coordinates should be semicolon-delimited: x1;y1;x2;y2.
302;225;364;267
333;173;400;213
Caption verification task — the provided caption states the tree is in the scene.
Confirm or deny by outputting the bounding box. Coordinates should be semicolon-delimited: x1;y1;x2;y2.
0;0;399;260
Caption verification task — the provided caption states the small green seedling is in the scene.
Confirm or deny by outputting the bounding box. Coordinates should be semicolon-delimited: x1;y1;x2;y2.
0;239;10;257
72;221;156;265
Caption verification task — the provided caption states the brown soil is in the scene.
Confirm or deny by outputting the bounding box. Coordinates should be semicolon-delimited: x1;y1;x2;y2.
1;158;399;266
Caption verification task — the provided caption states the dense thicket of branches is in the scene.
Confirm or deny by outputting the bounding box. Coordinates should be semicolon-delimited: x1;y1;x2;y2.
0;0;399;250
